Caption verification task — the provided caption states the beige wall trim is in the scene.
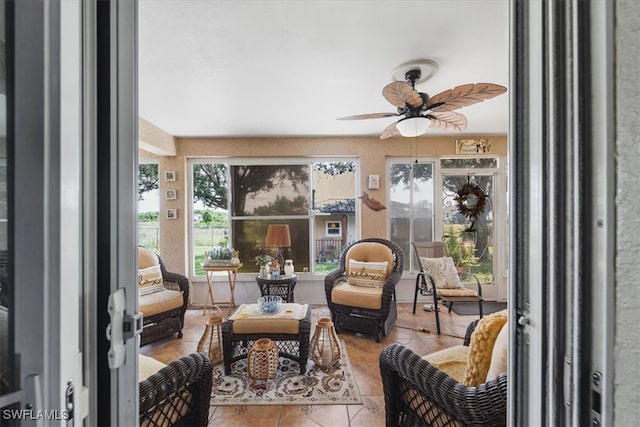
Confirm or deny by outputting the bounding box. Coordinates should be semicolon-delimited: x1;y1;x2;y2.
147;134;507;281
139;117;177;156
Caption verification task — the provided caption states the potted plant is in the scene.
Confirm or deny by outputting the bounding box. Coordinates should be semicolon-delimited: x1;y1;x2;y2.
255;254;273;277
204;246;235;266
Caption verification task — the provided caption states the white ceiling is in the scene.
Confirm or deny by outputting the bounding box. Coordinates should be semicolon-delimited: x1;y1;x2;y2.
138;1;509;139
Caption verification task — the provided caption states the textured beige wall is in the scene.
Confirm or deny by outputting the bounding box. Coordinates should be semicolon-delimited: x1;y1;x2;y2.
150;134;507;274
139;118;177;156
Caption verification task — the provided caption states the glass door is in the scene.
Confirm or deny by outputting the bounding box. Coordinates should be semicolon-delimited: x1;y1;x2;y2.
441;174;495;284
388;161;435;271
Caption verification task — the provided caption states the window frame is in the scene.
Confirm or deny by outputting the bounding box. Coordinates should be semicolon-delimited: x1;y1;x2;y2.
386;155;506;296
186;156;359;279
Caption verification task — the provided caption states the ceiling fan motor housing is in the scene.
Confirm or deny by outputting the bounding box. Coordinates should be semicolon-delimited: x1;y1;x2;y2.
405;69;422;85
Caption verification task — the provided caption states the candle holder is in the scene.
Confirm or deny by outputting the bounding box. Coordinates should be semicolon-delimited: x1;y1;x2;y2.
310;316;341;369
247;338;279;389
196;305;223;365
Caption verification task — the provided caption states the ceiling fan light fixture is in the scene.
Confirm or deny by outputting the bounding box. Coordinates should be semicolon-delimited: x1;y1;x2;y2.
396;117;430;137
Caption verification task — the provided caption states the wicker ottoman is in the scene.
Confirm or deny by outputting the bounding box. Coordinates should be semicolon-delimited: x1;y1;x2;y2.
222;303;311;375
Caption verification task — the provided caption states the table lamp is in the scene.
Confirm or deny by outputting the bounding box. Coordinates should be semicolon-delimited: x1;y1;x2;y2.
265;224;291;274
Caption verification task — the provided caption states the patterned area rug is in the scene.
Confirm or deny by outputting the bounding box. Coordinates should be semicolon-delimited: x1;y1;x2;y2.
210;341;362;406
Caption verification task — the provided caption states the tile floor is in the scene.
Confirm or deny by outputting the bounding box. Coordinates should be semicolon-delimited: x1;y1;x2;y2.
140;302;477;427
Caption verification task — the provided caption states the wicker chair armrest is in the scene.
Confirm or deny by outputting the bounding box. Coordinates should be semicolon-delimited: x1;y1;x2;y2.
378;270;402;310
324;267;346;304
139;353;213;426
383;270;403;289
162;271;190;294
380;344;507;427
324;267;346;287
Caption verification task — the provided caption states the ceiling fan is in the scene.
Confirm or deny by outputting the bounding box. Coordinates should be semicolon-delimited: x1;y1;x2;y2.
338;66;507;139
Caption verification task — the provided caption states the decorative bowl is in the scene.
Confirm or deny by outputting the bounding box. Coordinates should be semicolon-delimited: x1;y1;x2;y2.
257;296;283;314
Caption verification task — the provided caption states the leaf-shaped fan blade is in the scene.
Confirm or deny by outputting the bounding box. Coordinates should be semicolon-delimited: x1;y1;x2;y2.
380;122;401;139
337;112;399;120
382;81;423;108
427;111;468;131
426;83;507;112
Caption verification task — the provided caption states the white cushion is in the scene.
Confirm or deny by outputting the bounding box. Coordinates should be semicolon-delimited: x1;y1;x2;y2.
347;259;388;287
138;264;165;296
139;354;167;382
486;321;509;381
421;256;462;289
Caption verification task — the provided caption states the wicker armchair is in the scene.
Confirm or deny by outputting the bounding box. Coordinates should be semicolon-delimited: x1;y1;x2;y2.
324;238;404;342
139;352;213;427
379;320;508;427
139;247;190;346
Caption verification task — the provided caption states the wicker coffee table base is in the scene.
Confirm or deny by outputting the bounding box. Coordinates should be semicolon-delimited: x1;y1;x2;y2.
221;305;312;375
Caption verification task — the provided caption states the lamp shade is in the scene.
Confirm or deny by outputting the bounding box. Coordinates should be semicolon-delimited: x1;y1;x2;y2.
396;116;430;137
265;224;291;248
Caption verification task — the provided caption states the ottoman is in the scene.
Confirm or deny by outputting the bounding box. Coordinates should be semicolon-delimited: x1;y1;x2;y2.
222;303;311;374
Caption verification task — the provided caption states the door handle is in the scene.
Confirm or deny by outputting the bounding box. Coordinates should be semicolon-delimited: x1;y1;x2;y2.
106;288;142;369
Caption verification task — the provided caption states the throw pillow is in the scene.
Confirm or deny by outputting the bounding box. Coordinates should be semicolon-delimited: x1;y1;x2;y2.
138;264;165;296
347;259;388;287
462;309;508;387
486;321;509;381
421;256;462;289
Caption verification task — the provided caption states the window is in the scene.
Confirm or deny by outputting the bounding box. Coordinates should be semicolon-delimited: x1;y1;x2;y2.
138;162;160;252
388;161;435;270
325;221;341;237
387;156;505;290
231;164;311;273
188;159;357;276
190;162;229;276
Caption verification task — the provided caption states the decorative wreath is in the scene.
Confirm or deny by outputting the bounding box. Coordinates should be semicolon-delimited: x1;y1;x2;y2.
455;183;488;218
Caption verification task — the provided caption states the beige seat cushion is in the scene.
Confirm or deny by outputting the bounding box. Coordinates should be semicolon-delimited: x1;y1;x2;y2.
437;287;479;297
486;321;509;381
232;318;300;334
462;309;508;386
331;281;383;310
345;242;394;277
139;247;160;269
139;289;183;317
423;345;469;383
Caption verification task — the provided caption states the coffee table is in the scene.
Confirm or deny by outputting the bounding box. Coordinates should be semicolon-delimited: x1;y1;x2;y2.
221;303;311;374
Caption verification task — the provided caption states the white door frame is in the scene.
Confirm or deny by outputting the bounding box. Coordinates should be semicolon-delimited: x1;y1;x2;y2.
510;0;615;425
0;1;90;424
94;0;140;424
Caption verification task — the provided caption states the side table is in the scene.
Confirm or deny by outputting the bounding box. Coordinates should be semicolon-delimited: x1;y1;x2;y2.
255;274;298;303
202;265;241;316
